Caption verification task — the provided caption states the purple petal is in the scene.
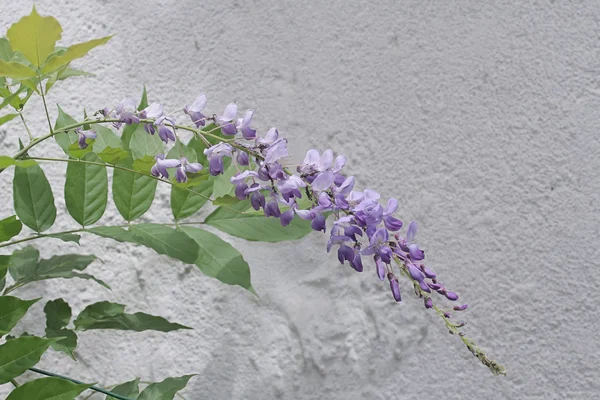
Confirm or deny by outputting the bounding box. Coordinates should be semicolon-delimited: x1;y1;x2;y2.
333;155;346;173
175;166;187;183
236;151;249;166
384;215;403;231
318;149;334;171
408;244;425;261
264;139;289;164
388;273;402;302
445;291;459;301
375;257;386;280
418;280;431;293
222;103;237;121
407;263;424;282
407;221;418;242
187;94;206;113
424;297;433;309
235;182;249;200
209;156;224;175
311;213;326;232
385;198;398;215
250;191;265;210
280;209;294;226
311;171;335;191
184;162;203;173
338;245;354;264
350;252;363;272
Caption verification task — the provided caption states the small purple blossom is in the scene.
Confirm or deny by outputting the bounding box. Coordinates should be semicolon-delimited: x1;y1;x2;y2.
76;129;96;149
175;157;203;183
236;110;256;140
151;154;181;179
184;94;207;127
115;98;140;125
217;103;238;135
140;102;164;135
204;143;233;175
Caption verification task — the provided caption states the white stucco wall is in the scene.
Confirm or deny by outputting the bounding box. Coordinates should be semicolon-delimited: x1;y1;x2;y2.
1;1;598;398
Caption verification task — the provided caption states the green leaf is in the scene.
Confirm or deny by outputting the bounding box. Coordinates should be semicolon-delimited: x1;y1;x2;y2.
0;215;22;242
0;336;56;384
45;66;94;92
166;142;198;162
41;35;113;74
138;85;148;110
74;301;190;332
97;146;129;164
0;255;9;291
205;200;314;242
0;296;40;337
0;113;19;125
179;226;253;291
128;124;163;159
66;140;93;159
137;375;194;400
108;378;140;399
170;180;213;220
6;7;62;67
6;377;93;400
113;158;157;221
211;163;238;199
129;224;199;264
132;155;155;175
6;247;108;292
46;233;81;245
12;162;57;233
0;156;36;169
0;38;13;62
65;152;108;226
0;60;36;78
53;105;78;154
212;195;239;206
187;124;227;166
92;125;121;153
44;299;77;359
86;226;136;243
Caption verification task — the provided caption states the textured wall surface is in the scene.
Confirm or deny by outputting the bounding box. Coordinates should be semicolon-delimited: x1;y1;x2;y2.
1;1;598;399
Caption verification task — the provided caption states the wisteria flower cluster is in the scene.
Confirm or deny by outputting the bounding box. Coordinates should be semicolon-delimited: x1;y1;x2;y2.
0;8;504;400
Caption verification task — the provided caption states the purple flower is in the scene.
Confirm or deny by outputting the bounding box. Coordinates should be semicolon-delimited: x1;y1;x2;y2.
140;102;164;135
175;157;203;183
362;227;393;263
383;198;403;231
155;116;176;143
264;138;289;164
76;129;96;149
217;103;238;135
264;199;281;218
151;154;181;179
388;273;402;302
236;110;256;140
115;98;140;125
299;149;335;191
256;127;279;146
236;151;249;166
184;94;207;127
277;175;305;201
375;256;386;280
246;183;266;210
204;143;233;175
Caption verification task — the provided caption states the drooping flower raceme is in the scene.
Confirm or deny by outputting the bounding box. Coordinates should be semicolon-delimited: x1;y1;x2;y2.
101;92;502;376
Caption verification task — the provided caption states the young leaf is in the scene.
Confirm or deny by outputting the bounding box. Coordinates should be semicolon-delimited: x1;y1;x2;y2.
6;248;108;292
170;180;213;220
179;226;253;291
129;224;199;264
65;152;108;226
13;162;57;233
53;105;78;154
205;201;314;242
107;378;140;399
6;7;62;67
74;301;190;332
0;60;36;78
44;299;77;359
0;336;57;384
0;38;12;62
113;158;157;221
0;296;40;337
137;375;194;400
0;113;19;125
6;377;93;400
45;233;81;245
97;146;129;165
211;164;238;199
138;85;148;110
0;215;22;243
41;35;113;74
86;226;136;243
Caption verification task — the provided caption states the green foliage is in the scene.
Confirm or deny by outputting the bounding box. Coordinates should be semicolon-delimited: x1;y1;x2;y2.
74;301;190;332
0;215;22;242
92;125;122;153
0;336;57;384
137;375;194;400
0;296;40;337
170;180;213;220
44;299;77;359
113;158;157;221
6;377;93;400
97;146;130;164
64;152;108;226
5;246;108;293
107;378;140;399
45;232;81;245
212;163;239;199
179;226;253;291
0;255;9;291
0;60;36;78
0;112;19;125
41;35;113;74
205;200;315;242
6;7;62;67
127;124;164;159
128;224;199;264
0;156;36;169
12;162;57;233
53;105;79;154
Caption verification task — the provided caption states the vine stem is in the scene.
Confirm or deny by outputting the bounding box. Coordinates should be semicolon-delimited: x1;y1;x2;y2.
28;367;135;400
18;111;33;141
